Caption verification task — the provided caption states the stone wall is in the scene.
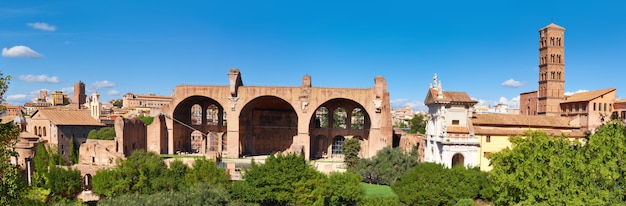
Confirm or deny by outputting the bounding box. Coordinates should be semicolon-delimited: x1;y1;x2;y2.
115;117;147;156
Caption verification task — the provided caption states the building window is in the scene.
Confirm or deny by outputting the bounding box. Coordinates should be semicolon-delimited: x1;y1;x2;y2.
594;103;596;111
452;120;460;125
332;136;345;155
486;136;491;143
604;103;607;111
582;104;587;111
575;104;579;112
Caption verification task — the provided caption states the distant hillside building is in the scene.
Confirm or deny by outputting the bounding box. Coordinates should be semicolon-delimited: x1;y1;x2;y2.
50;91;70;106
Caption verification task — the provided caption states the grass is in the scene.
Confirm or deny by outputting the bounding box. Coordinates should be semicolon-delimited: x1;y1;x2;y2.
362;182;398;198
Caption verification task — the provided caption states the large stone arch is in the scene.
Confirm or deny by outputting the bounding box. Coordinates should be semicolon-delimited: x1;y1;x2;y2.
172;95;226;153
309;98;371;159
239;95;298;156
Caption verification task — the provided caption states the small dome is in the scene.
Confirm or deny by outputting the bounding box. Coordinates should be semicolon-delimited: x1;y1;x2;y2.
13;116;26;125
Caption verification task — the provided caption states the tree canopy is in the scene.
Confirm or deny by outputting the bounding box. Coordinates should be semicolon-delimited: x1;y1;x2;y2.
0;73;26;205
489;122;626;205
357;147;418;185
88;127;116;140
392;163;491;206
409;114;427;134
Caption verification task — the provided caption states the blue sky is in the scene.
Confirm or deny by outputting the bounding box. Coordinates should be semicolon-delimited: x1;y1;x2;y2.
2;1;625;111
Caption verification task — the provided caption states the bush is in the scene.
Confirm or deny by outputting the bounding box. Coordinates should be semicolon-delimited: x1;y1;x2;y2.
392;163;489;206
358;197;401;206
87;127;115;140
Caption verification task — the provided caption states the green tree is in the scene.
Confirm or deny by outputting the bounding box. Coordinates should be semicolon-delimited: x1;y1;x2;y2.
33;143;50;176
0;73;27;205
231;153;325;205
326;172;363;205
488;130;604;205
45;166;83;200
0;121;24;205
408;114;427;134
343;137;361;172
184;158;229;186
88;127;116;140
138;114;154;126
69;136;79;164
93;151;170;196
392;162;488;206
97;183;232;206
580;121;626;204
357;147;418;185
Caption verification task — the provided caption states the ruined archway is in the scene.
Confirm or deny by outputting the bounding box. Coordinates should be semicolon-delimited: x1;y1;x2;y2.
239;96;297;156
309;98;371;159
172;96;225;153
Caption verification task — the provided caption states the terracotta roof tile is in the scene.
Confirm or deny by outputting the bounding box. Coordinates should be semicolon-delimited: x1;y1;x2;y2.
38;110;105;126
472;114;575;128
428;88;477;104
542;23;565;30
474;126;584;138
562;88;615;103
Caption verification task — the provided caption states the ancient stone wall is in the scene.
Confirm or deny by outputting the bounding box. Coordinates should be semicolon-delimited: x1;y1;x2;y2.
115;117;147;156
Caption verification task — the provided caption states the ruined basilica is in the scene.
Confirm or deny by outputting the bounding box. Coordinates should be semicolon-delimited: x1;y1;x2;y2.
154;69;393;160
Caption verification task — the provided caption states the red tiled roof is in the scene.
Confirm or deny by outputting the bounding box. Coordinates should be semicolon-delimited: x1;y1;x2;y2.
38;110;105;126
428;88;477;104
472;113;575;128
561;88;615;103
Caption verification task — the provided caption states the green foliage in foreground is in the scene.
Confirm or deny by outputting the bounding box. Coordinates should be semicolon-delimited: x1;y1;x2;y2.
343;137;361;172
357;147;418;185
489;122;626;205
87;127;115;140
231;153;364;206
93;151;229;197
0;121;25;205
392;162;491;206
97;183;235;206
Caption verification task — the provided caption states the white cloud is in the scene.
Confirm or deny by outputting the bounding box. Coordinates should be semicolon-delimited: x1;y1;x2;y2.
60;87;74;94
564;90;589;96
107;90;120;96
501;79;526;88
90;80;116;91
6;94;27;101
18;74;60;83
2;45;42;58
391;98;427;111
27;22;56;31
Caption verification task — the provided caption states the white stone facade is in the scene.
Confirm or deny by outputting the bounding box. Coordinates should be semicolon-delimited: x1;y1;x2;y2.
423;74;480;168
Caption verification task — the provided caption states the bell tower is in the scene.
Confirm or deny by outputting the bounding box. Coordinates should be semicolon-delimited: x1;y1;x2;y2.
537;23;565;116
